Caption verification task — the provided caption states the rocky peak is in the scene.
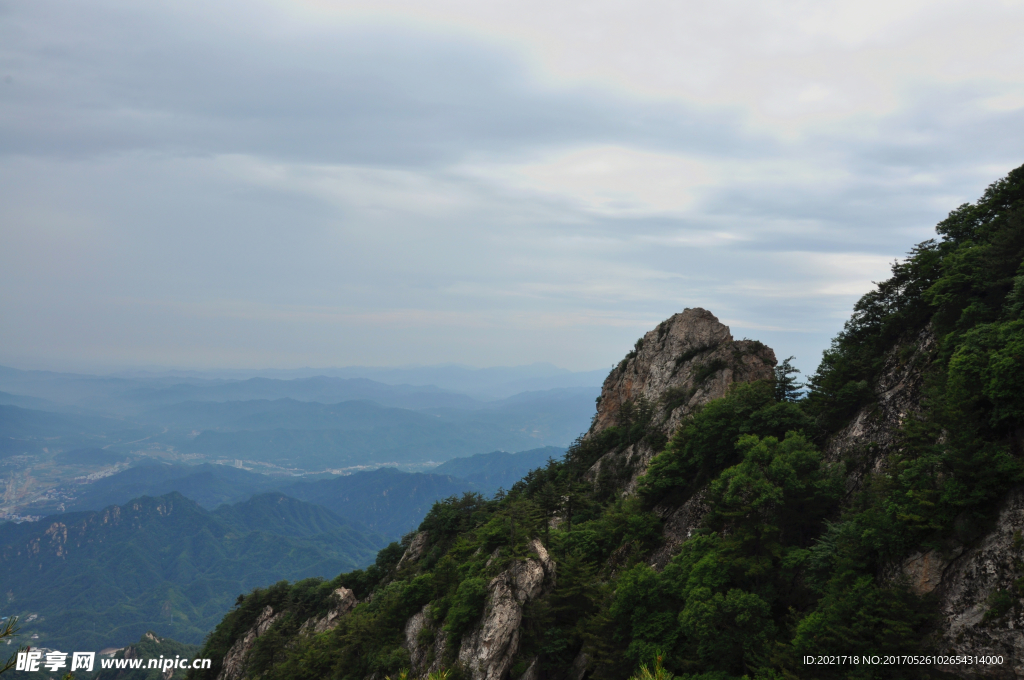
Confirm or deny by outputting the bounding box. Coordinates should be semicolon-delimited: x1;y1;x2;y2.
591;308;775;438
586;308;775;490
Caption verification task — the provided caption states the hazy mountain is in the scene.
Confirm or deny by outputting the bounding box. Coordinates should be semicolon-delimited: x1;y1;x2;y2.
430;446;564;494
139;398;435;432
0;492;385;651
178;421;550;469
107;363;607;400
63;462;289;512
0;404;141;458
0;366;480;415
281;467;477;538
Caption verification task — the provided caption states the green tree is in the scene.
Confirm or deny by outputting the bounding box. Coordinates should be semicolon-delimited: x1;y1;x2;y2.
773;356;802;402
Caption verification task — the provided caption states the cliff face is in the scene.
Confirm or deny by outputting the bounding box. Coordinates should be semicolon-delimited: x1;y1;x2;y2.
586;308;775;490
824;325;936;488
827;328;1024;678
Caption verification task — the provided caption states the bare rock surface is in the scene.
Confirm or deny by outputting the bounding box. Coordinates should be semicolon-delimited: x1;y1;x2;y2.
217;605;281;680
399;531;429;568
648;488;711;571
299;587;357;635
457;539;555;680
825;326;935;488
932;487;1024;679
403;602;449;677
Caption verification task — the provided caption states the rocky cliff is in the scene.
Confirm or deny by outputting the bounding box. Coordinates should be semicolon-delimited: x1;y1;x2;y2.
585;308;775;491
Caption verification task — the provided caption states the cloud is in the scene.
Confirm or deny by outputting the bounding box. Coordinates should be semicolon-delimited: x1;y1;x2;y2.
1;0;1023;373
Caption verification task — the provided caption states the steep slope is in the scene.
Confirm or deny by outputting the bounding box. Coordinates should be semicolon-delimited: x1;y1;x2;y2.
187;164;1024;680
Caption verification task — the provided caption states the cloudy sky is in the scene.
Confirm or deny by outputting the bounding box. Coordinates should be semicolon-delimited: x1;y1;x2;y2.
2;0;1023;375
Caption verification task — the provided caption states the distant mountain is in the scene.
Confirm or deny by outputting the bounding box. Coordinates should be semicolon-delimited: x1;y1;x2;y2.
212;492;357;537
65;463;477;539
430;446;565;495
53;447;132;466
282;468;477;538
178;421;548;469
0;492;385;651
139;398;435;432
0;404;140;458
125;376;480;411
106;363;607;400
425;386;599;447
64;462;289;512
0;390;65;412
0;366;481;415
153;390;595;470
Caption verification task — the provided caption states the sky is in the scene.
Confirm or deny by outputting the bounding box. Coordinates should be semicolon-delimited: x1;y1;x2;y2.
2;0;1023;375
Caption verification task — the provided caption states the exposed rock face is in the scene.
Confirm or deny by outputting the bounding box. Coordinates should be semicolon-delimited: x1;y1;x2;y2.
298;587;357;635
515;657;539;680
825;326;935;487
404;603;448;677
217;605;281;680
931;487;1024;679
826;326;1024;678
399;531;429;569
587;308;775;495
648;488;711;571
457;539;556;680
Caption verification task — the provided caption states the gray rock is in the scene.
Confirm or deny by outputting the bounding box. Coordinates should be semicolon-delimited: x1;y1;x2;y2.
932;487;1024;679
217;605;280;680
399;531;429;569
298;587;358;636
457;539;555;680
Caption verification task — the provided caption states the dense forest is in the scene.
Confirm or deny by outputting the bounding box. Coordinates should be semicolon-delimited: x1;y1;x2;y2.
186;164;1024;680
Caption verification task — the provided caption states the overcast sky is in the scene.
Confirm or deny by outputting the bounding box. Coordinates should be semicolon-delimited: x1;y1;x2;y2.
2;0;1023;375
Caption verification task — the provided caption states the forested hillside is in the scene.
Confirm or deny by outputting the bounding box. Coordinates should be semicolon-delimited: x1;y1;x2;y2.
0;492;385;650
187;165;1024;680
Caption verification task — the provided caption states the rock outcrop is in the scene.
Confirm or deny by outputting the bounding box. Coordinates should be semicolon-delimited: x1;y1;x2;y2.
931;487;1024;679
825;325;935;488
456;539;556;680
298;587;357;635
399;531;430;569
827;326;1024;678
585;308;775;493
217;605;281;680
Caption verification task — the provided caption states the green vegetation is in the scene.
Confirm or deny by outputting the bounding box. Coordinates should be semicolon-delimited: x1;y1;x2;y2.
0;493;385;651
188;165;1024;680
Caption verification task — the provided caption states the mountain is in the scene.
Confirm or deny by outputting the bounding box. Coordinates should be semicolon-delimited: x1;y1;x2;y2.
431;446;565;495
139;398;433;431
108;363;607;401
63;462;288;512
0;492;386;651
185;165;1024;680
0;404;135;457
0;368;479;416
281;467;478;538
